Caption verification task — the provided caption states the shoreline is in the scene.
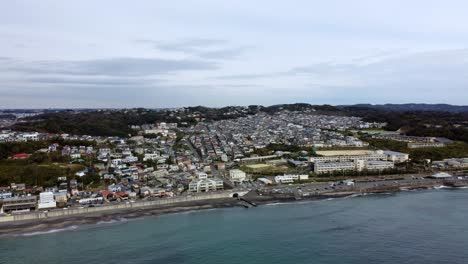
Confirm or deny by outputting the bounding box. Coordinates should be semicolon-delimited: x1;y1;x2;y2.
2;181;467;238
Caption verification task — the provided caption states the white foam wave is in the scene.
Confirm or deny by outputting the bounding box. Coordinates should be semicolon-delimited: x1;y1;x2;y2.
96;218;128;225
434;185;452;189
265;202;290;206
21;225;79;237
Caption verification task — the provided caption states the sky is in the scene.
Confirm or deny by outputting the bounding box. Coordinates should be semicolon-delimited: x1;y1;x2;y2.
0;0;468;108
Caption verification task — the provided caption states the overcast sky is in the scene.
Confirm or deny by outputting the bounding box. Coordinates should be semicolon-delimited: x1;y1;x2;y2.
1;0;468;108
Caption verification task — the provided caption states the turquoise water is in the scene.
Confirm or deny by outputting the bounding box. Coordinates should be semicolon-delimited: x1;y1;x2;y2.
1;189;468;264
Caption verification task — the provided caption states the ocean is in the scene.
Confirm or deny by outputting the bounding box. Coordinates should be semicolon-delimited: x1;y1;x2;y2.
1;189;468;264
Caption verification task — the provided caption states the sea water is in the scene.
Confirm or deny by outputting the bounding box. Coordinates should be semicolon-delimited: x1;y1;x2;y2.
1;189;467;264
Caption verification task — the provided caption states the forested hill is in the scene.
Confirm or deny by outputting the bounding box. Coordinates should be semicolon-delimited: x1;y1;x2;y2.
343;103;468;113
6;104;341;137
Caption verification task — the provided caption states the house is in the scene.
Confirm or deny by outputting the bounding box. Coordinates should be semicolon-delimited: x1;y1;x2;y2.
70;153;81;159
0;192;12;199
54;192;68;204
11;153;29;159
75;170;87;177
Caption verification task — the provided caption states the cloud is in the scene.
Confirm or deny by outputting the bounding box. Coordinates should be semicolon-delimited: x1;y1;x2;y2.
146;38;227;52
214;73;276;80
197;46;251;60
138;38;250;60
24;76;164;86
3;57;218;77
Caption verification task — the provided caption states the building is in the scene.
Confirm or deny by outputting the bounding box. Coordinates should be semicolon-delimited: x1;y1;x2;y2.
2;196;37;213
188;171;224;192
229;169;246;183
188;178;224;192
54;192;68;204
383;150;409;163
37;192;57;209
314;160;395;174
239;155;279;164
274;174;309;183
365;161;395;171
11;153;30;159
143;153;160;161
309;151;387;163
310;150;408;164
0;192;12;199
408;142;445;149
21;132;40;141
432;158;468;169
314;162;356;174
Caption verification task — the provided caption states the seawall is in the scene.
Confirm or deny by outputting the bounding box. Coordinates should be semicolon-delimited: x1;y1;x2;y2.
0;192;233;223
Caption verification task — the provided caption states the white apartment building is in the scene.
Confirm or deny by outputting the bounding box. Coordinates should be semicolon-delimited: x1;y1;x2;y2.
309;153;387;163
408;142;445;149
188;171;224;192
366;161;395;171
310;150;409;164
229;169;246;183
274;174;309;183
37;192;57;209
188;178;224;192
314;160;395;174
314;162;356;174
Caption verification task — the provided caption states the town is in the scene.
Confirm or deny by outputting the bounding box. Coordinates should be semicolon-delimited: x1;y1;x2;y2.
0;108;467;216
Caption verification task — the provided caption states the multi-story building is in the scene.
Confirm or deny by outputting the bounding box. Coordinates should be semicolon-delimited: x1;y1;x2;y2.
365;161;395;171
188;172;224;192
310;150;408;164
314;160;395;174
383;151;409;163
229;169;247;183
274;174;309;183
37;192;57;209
314;162;356;174
1;196;37;213
408;142;445;149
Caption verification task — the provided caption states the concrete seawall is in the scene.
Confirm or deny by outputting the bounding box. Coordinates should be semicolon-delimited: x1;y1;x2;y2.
0;192;233;223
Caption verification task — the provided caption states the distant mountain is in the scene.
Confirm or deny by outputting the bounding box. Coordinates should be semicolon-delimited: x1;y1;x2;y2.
342;104;468;113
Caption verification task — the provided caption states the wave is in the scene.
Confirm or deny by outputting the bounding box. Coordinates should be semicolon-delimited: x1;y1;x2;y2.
97;218;128;225
265;200;318;206
265;202;290;206
433;185;452;189
20;225;79;237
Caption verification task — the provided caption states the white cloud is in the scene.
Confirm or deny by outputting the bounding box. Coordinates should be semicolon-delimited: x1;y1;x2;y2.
0;0;467;107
